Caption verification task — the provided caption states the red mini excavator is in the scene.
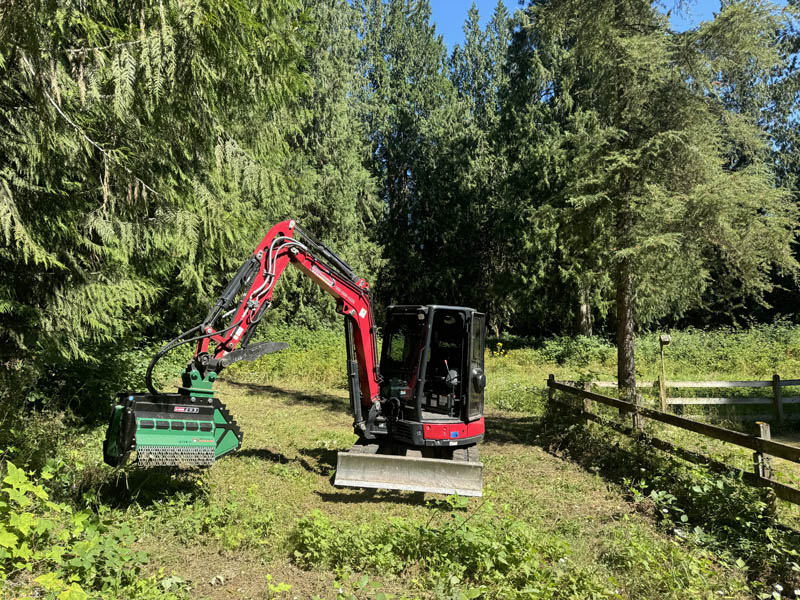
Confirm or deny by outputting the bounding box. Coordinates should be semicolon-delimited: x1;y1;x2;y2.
103;220;486;496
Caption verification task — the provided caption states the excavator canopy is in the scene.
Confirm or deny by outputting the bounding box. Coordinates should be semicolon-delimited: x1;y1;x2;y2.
334;305;486;496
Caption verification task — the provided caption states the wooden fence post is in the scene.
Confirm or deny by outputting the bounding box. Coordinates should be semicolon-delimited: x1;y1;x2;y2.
753;421;774;480
582;381;593;415
772;373;784;424
632;393;645;431
658;374;668;412
548;374;555;411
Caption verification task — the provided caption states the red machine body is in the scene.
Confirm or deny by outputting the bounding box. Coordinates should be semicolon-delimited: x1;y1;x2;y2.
185;219;486;450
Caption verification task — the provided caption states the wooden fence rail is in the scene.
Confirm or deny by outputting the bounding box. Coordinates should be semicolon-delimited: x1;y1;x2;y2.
591;375;800;423
547;375;800;505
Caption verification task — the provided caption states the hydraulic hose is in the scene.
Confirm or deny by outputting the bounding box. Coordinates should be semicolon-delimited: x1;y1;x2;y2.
144;318;242;395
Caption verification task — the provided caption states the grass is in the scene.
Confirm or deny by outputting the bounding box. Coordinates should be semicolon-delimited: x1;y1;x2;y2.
4;323;800;599
51;380;752;599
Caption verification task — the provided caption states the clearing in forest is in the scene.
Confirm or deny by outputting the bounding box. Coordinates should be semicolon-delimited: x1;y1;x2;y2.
93;376;760;600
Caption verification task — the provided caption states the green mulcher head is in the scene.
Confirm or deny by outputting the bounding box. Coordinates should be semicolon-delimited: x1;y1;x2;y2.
103;392;243;468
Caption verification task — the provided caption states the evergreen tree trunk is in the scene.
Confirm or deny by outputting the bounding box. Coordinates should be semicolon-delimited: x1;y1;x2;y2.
578;291;593;336
616;185;636;400
616;260;636;401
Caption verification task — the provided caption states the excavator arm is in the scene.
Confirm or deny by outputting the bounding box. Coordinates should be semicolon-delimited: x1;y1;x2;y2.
176;219;381;432
106;219;384;469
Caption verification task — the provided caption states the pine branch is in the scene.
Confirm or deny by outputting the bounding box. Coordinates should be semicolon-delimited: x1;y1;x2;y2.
18;51;161;198
63;40;144;55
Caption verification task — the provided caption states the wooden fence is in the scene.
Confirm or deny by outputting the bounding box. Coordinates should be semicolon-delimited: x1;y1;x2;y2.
592;375;800;423
547;375;800;505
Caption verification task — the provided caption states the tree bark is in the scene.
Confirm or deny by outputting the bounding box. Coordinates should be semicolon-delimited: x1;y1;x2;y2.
616;260;636;401
578;289;593;336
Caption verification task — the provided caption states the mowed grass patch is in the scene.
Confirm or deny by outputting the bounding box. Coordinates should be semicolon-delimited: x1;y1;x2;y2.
16;324;800;599
33;374;752;600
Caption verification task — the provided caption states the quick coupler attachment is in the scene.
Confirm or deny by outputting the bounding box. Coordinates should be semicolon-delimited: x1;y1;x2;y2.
103;392;243;468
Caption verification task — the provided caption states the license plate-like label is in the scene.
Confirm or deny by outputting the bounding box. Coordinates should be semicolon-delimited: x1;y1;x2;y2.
174;406;200;413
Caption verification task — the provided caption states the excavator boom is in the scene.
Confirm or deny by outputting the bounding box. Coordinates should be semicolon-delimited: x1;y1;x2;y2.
104;220;485;496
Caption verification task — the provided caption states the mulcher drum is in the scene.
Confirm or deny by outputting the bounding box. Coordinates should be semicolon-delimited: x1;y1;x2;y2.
103;392;242;468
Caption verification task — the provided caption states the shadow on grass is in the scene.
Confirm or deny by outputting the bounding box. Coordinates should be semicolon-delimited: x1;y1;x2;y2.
315;488;428;506
299;446;339;471
224;380;349;412
484;413;547;446
91;467;205;508
237;446;338;477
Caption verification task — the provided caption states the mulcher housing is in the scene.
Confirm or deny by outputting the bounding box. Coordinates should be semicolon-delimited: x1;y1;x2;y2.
103;393;242;468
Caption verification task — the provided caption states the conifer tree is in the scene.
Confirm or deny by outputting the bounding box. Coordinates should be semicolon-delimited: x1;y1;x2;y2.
0;0;308;406
427;1;516;332
355;0;452;306
280;0;383;328
506;0;798;396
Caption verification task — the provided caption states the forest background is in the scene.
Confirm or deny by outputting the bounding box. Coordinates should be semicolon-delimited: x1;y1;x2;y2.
1;0;800;437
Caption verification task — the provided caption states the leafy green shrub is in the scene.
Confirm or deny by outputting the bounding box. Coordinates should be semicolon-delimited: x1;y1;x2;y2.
602;520;749;600
186;494;275;552
0;462;188;599
625;464;800;585
0;410;69;474
544;409;800;593
539;336;616;368
292;502;616;599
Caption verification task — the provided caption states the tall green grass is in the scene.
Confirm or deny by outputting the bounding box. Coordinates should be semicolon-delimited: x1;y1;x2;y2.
224;324;347;390
226;323;800;415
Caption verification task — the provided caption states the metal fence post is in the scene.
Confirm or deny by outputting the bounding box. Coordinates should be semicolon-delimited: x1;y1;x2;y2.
753;421;774;480
772;373;784;424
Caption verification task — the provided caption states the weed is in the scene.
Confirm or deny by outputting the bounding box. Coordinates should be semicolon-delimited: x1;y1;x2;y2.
0;462;190;599
546;409;800;594
292;502;618;599
602;519;749;600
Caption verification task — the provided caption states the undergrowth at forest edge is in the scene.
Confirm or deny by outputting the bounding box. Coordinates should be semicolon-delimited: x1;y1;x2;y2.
540;401;800;597
3;323;800;598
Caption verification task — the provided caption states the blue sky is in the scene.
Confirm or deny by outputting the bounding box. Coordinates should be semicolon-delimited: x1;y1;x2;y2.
429;1;787;49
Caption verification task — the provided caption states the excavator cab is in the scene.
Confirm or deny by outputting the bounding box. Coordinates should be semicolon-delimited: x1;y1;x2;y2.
379;305;486;448
334;305;486;496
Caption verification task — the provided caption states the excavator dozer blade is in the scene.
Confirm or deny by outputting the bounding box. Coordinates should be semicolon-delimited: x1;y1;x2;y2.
103;392;242;468
334;445;483;497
